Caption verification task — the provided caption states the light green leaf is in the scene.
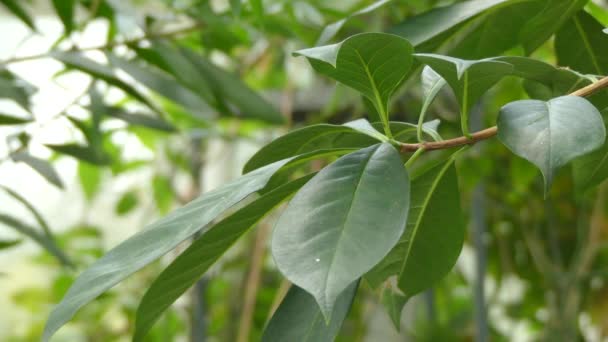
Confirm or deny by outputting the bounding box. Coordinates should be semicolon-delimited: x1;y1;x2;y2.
133;175;313;341
115;191;138;215
497;96;606;191
43;158;292;341
418;66;446;141
10;151;64;189
243;119;386;173
294;33;414;136
0;113;31;125
519;0;588;54
382;289;407;331
272;143;410;318
78;162;101;201
366;153;464;298
555;11;608;76
51;0;74;34
152;175;173;214
317;0;392;45
0;0;36;31
46;143;110;165
262;282;358;342
414;54;512;136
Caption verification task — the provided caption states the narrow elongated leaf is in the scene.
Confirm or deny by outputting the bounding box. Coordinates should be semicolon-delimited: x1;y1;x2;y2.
0;185;53;237
418;66;446;140
46;143;110;165
389;0;508;50
262;282;358;342
243;119;386;173
180;48;285;124
133;175;313;341
555;11;608;75
51;52;161;114
0;70;37;111
294;33;413;133
272;143;410;318
414;54;512;134
105;107;175;132
497;96;605;191
0;0;36;30
0;113;31;125
0;214;71;266
51;0;74;34
366;154;464;297
106;54;213;118
519;0;587;54
317;0;391;45
10;151;64;189
0;239;22;250
43;159;292;341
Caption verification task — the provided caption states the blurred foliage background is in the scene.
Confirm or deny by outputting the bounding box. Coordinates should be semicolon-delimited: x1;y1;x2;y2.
1;0;608;341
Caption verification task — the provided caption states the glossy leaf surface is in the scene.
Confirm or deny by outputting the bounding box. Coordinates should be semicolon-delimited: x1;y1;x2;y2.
272;143;410;318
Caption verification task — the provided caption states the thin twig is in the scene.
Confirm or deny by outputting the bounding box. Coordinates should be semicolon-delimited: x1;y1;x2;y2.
399;76;608;153
1;23;205;65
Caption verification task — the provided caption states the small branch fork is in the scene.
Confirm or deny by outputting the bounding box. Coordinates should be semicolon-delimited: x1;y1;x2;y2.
399;76;608;153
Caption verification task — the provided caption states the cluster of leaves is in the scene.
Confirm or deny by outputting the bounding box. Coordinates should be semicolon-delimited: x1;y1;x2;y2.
1;0;608;340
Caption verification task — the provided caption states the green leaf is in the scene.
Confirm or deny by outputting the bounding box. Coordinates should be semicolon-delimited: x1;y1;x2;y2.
105;107;176;132
0;213;71;266
78;162;102;201
519;0;588;54
317;0;391;45
389;0;508;50
46;143;111;165
0;239;22;250
262;282;358;342
272;143;410;318
418;66;446;141
366;153;464;298
243;119;386;173
115;191;138;215
294;33;414;136
382;289;407;331
10;151;64;189
555;11;608;75
133;175;312;341
0;185;53;237
0;113;31;125
414;54;512;136
152;175;173;214
51;52;161;114
573;127;608;192
51;0;75;34
0;0;36;31
497;96;606;191
106;54;213;118
0;70;37;111
180;48;285;124
43;158;292;341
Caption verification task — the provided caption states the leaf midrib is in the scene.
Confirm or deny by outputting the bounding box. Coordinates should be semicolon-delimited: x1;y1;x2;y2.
573;14;602;75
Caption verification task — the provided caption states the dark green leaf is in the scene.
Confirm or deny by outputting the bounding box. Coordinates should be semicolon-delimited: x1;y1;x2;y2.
317;0;391;45
497;96;605;191
555;11;608;75
272;143;410;318
243;119;386;173
519;0;587;54
294;33;414;135
115;191;138;215
573;126;608;192
51;52;161;114
46;143;110;165
0;0;36;30
382;290;407;331
43;158;292;341
0;113;31;125
366;153;464;298
262;282;358;342
51;0;75;34
10;151;64;189
0;70;37;111
133;175;312;341
0;239;22;250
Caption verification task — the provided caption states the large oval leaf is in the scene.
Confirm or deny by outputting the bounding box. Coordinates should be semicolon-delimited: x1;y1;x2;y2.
497;96;605;191
271;143;410;318
42;158;292;341
133;175;313;341
294;33;413;134
365;153;464;298
261;282;358;342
